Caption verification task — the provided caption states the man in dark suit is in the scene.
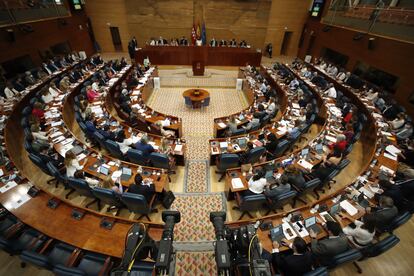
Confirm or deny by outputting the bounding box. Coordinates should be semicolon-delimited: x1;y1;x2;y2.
310;221;349;266
271;237;314;276
135;135;154;161
229;38;237;47
368;195;398;231
219;39;227;46
210;38;218;47
128;174;155;203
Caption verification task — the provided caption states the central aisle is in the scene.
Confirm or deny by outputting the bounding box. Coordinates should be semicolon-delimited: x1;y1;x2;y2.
146;67;248;274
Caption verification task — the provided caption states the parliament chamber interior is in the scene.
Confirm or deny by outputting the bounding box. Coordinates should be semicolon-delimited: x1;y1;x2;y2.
0;0;414;275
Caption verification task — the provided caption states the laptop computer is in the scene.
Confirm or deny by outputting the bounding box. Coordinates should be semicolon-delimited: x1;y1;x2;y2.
237;138;247;149
304;216;322;234
301;148;309;157
315;144;324;155
269;225;285;242
357;193;370;208
330;204;341;216
121;167;132;181
98;166;110;176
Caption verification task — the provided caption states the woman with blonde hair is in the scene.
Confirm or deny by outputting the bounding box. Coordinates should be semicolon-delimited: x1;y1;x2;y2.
101;177;123;194
64;150;83;177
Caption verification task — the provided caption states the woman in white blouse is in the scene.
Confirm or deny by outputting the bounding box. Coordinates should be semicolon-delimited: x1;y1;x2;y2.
49;83;61;96
64;150;83;177
41;88;54;104
245;170;268;196
115;130;134;155
337;213;376;247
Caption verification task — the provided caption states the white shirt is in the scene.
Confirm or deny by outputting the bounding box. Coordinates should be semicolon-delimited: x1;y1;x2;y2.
391;118;405;130
117;138;134;154
92;82;99;91
366;92;378;102
49;87;60;96
267;102;276;114
248;177;267;194
42;93;54;104
32;131;48;141
325;87;337;98
85;177;100;188
343;220;375;247
67;159;83;177
4;87;18;99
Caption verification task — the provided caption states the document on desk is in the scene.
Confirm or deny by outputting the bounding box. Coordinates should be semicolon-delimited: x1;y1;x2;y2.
217;122;227;128
385;145;401;156
292;103;300;109
231;178;244;189
219;142;228;148
297;159;314;170
53;135;65;144
325;135;337;143
383;152;398;161
379;165;395;175
51;121;63;127
340;200;358;216
174;144;183;152
0;181;17;193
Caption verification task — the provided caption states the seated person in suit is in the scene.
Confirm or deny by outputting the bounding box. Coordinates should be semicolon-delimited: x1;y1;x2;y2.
310;221;349;266
264;133;279;157
311;150;342;183
239;142;254;164
74;170;99;188
377;179;408;211
264;174;291;198
244;169;268;196
226;116;238;137
101;177;123;194
135;135;155;161
283;165;307;190
244;112;261;131
256;104;266;121
119;89;132;114
337;213;376;248
270;237;314;276
367;196;398;231
128;174;155;203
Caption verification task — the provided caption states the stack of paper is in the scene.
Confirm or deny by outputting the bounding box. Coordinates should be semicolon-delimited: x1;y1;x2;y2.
231;178;244;189
340;200;358;216
298;159;313;170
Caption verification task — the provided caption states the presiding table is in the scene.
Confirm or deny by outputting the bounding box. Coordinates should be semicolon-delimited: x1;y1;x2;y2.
182;88;210;108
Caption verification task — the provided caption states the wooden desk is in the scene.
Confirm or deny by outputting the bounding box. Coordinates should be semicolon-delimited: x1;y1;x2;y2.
182;88;210;108
135;46;262;66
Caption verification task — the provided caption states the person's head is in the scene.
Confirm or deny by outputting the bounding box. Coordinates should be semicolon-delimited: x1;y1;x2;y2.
116;130;126;143
64;150;76;165
267;133;277;142
336;134;346;142
253;112;261;119
252;169;265;181
258;104;265;112
134;173;143;185
279;174;289;185
246;142;254;150
361;213;377;233
140;135;149;144
33;102;43;109
101;177;114;189
379;196;394;208
326;221;342;236
292;237;308;254
74;170;84;179
378;179;393;190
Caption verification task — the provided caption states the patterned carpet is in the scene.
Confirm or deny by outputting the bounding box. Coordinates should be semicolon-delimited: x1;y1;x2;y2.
171;194;225;242
174;251;217;276
185;160;210;193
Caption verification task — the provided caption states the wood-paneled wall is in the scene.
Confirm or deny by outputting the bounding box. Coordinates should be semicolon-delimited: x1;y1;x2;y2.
0;10;94;66
85;0;312;56
298;18;414;117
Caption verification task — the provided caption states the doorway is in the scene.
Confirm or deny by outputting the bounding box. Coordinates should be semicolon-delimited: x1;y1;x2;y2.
280;31;293;55
110;26;123;51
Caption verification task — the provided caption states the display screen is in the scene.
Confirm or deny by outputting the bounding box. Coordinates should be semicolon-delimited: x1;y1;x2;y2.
310;0;325;17
71;0;82;10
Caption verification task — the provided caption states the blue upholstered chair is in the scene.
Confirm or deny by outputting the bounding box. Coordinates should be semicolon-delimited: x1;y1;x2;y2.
265;190;297;215
92;187;123;215
53;252;113;276
66;178;100;209
244;146;265;164
104;140;124;160
127;149;147;166
121;193;156;221
215;153;240;182
233;193;267;220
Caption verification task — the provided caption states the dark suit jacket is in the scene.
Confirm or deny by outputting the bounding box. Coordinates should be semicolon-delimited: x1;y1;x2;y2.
372;206;398;230
128;184;155;203
311;235;349;266
272;251;313;276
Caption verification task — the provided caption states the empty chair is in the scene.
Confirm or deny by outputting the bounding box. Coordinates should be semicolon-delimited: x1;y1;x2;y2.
293;178;321;205
231;128;246;136
184;96;192;108
92;187;123;215
201;97;210;109
53;252;113;276
92;131;106;150
265;190;297;215
104;140;124;160
21;106;32;117
380;211;412;233
272;139;290;158
20;242;77;270
0;228;47;256
149;152;173;181
121;193;156;221
24;139;35;154
215;153;240;182
127;149;147;166
28;153;51;176
360;234;400;260
326;248;362;269
128;261;157;275
233;193;267;220
0;215;20;236
66;178;100;208
244;146;266;164
46;162;67;188
20;117;29;128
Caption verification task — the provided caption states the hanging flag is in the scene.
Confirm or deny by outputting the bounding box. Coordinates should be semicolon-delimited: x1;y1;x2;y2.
196;23;201;39
191;24;196;45
201;22;207;45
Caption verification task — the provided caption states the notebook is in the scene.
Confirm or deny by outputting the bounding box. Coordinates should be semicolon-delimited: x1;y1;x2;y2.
304;216;322;234
269;225;285;242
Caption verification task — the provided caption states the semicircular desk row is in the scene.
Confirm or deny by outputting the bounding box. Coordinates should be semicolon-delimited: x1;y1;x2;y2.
1;60;189;259
0;58;408;264
223;61;406;257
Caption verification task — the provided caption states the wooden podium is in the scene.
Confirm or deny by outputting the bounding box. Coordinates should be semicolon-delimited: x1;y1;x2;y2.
192;60;205;76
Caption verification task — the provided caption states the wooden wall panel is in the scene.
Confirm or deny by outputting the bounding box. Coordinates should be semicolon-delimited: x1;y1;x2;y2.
298;18;414;117
85;0;131;52
0;11;94;66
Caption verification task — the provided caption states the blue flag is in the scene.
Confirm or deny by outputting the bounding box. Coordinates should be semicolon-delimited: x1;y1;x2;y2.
201;22;206;45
